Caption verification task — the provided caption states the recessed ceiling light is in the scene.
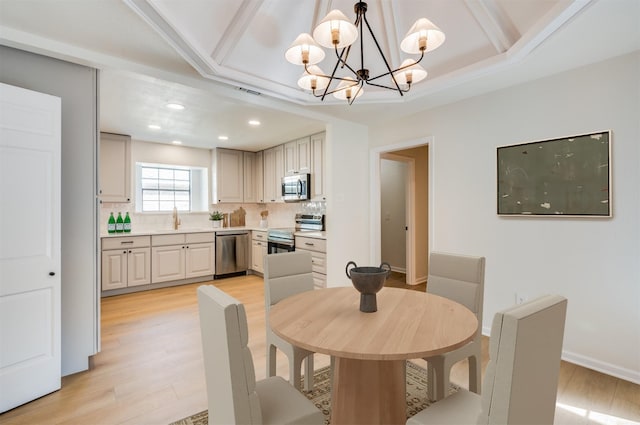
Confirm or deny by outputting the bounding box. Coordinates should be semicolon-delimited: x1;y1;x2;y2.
166;103;185;110
248;120;261;126
172;140;182;145
218;135;229;141
148;124;161;130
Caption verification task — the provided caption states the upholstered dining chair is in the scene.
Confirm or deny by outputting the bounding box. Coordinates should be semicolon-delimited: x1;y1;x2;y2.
197;285;324;425
407;294;568;425
264;251;315;392
424;251;486;401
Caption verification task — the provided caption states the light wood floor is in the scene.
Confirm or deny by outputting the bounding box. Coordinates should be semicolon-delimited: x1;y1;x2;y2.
1;275;638;424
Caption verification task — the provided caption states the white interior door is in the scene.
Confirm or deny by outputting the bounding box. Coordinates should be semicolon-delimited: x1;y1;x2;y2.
0;83;61;412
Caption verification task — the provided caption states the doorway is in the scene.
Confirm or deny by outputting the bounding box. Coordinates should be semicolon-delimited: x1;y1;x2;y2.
370;138;431;285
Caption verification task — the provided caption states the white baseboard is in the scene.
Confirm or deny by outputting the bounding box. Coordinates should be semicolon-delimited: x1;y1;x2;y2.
390;266;406;273
562;350;640;385
481;326;640;385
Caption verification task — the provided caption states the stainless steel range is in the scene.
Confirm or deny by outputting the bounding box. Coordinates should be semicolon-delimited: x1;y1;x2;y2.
267;214;324;254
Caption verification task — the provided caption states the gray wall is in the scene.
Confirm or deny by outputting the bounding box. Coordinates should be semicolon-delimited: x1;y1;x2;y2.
369;51;640;383
0;45;98;376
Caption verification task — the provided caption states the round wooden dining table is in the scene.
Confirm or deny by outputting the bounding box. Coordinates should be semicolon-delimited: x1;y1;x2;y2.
269;286;478;425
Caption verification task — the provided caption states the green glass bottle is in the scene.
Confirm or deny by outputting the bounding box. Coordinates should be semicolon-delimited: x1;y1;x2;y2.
115;212;124;233
107;212;116;234
124;212;131;233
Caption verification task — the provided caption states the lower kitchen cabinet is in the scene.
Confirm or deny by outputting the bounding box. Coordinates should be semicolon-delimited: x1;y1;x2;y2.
295;235;327;289
101;236;151;290
251;230;268;273
186;242;215;278
151;233;214;283
151;244;185;283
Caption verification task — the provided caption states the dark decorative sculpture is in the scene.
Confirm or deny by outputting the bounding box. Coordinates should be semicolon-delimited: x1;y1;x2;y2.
345;261;391;312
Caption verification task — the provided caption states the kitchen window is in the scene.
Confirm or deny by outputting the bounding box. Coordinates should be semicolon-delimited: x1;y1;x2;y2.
136;163;208;212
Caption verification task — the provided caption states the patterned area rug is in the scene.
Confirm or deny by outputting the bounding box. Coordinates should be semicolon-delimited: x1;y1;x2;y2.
169;361;457;425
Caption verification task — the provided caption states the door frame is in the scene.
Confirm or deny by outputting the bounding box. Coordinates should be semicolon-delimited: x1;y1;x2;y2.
369;136;434;284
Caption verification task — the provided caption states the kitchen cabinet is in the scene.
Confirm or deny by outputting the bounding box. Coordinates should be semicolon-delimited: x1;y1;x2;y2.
255;151;264;203
251;230;268;273
284;136;311;176
101;236;150;290
310;132;326;201
151;232;214;283
263;144;284;203
213;148;244;203
295;235;327;289
243;151;257;203
99;132;131;203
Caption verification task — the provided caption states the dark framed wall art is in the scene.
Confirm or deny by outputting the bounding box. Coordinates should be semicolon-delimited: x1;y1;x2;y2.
497;130;611;217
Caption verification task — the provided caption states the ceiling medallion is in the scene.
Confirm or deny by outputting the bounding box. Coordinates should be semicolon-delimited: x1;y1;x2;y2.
285;1;445;105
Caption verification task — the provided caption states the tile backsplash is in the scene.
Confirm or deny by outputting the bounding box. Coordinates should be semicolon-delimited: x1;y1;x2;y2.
99;201;326;234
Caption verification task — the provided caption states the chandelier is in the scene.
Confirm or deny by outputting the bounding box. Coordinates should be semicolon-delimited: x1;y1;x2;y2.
285;1;445;105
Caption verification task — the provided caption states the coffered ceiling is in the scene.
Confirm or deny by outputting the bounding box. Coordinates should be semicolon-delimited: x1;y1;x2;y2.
1;0;638;150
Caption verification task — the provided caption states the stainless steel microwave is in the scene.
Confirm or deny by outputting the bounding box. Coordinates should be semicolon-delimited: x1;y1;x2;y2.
281;173;310;202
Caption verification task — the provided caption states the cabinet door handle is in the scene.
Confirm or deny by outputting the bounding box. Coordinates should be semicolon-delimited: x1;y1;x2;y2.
305;242;315;246
123;250;127;253
49;272;55;276
121;241;134;244
128;250;132;253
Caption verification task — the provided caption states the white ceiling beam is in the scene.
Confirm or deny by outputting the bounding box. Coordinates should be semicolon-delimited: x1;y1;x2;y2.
124;0;220;74
464;0;519;53
211;0;264;64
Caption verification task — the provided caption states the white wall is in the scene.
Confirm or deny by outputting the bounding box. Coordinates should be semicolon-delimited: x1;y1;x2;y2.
0;45;98;376
325;120;370;286
369;52;640;383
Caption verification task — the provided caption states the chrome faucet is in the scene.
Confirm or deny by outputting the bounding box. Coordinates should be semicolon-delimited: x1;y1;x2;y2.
172;207;181;230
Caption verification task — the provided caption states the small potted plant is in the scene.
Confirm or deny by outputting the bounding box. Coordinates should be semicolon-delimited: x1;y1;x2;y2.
209;210;224;228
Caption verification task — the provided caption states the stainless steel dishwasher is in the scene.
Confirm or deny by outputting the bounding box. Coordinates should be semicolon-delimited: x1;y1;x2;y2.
215;230;249;278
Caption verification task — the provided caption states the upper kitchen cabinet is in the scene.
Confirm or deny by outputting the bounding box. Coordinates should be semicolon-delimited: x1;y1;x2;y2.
310;132;326;201
212;148;244;203
263;144;284;203
99;132;131;203
243;151;258;203
254;151;264;203
284;136;311;176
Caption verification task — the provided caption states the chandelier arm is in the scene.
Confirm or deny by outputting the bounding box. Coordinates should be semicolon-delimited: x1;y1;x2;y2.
313;81;360;98
367;50;425;82
365;80;410;93
333;45;359;78
348;83;364;105
361;12;402;92
303;63;360;84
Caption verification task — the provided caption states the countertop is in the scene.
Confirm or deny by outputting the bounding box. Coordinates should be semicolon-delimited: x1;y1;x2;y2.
101;227;327;240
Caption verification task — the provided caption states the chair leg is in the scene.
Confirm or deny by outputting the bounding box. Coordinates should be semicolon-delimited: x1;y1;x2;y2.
426;357;447;402
426;362;437;402
468;354;481;394
267;344;277;378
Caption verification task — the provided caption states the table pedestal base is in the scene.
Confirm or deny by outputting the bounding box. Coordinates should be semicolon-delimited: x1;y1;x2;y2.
331;358;406;425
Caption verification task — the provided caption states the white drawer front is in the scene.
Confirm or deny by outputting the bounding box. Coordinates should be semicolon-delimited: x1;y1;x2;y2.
102;235;150;250
186;232;214;244
252;230;267;241
152;233;185;246
295;236;326;253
